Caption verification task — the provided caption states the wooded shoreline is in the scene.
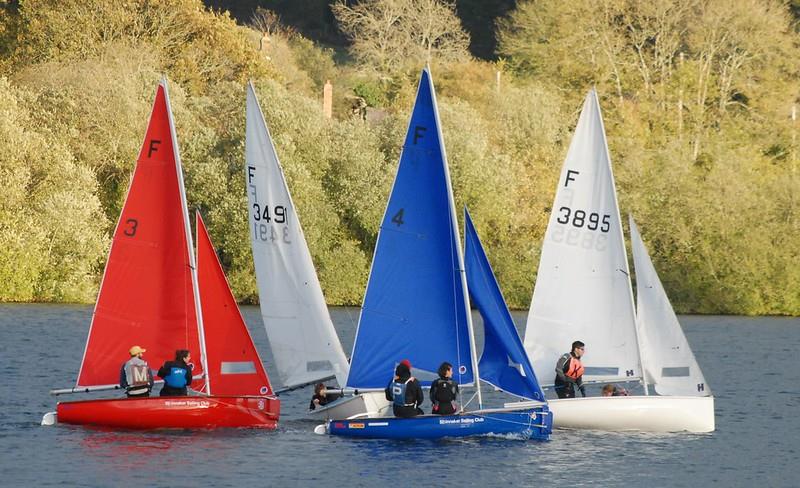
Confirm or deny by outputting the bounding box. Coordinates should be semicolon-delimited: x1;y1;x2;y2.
0;0;797;315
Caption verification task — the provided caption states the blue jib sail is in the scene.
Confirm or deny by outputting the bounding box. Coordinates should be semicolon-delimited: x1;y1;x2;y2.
464;209;545;401
347;69;473;389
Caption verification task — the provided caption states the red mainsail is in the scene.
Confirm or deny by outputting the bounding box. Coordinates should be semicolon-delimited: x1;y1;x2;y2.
196;213;272;396
77;81;203;387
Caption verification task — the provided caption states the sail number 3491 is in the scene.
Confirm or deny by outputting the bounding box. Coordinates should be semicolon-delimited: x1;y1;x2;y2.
252;203;290;244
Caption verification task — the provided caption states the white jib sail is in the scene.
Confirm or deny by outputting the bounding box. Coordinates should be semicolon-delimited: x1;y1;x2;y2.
629;215;711;396
245;82;349;389
524;89;642;385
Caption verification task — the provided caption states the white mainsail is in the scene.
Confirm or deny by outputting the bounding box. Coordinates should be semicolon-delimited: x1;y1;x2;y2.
524;89;642;385
245;82;349;389
629;215;711;397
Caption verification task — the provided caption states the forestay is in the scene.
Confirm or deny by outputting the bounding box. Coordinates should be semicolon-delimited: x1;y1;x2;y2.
245;82;349;389
76;81;205;390
524;89;642;384
629;216;711;397
464;210;545;401
346;69;474;389
197;213;273;396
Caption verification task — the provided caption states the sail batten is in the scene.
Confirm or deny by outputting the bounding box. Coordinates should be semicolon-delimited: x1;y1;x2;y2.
246;83;350;389
346;70;473;389
524;89;642;385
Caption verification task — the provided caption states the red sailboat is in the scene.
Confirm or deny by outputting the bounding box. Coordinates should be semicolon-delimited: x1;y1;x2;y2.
42;79;279;429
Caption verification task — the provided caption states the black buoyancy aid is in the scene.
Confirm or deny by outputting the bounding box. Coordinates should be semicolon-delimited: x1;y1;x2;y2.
432;378;457;407
390;378;415;407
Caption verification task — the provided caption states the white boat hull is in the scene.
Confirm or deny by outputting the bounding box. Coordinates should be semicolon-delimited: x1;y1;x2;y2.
506;395;714;433
308;391;392;421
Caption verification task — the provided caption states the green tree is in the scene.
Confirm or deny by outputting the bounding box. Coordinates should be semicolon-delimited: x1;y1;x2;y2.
0;78;108;302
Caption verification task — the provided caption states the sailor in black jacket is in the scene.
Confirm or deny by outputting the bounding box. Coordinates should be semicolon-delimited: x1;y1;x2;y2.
385;360;424;418
430;362;459;415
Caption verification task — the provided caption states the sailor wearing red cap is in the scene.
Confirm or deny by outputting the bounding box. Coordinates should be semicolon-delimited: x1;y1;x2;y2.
385;359;424;418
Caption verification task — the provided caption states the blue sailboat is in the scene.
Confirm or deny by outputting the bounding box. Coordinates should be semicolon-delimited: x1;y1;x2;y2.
325;69;551;440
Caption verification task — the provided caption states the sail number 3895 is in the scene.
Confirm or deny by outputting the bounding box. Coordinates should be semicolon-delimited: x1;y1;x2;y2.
556;207;611;233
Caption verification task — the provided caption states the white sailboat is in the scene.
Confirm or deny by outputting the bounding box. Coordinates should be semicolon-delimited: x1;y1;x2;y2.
519;89;714;432
245;82;351;393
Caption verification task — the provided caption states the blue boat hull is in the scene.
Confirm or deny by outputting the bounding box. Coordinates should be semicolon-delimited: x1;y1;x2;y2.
327;406;552;440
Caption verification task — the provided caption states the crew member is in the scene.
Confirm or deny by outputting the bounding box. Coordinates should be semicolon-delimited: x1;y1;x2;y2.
309;383;341;410
385;359;424;418
430;361;459;415
157;349;193;396
120;345;154;397
554;341;586;399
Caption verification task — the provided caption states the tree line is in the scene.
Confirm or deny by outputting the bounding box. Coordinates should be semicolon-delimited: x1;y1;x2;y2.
0;0;797;315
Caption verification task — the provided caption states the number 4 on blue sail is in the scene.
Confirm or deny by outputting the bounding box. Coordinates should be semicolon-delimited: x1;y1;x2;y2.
391;209;405;226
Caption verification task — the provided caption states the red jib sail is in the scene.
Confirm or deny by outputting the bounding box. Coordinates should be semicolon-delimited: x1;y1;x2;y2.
77;81;204;387
196;213;272;396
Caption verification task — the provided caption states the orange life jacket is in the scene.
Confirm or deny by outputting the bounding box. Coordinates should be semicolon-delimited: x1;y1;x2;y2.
565;356;585;380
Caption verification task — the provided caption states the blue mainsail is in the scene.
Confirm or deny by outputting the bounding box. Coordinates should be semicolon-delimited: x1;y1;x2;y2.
346;69;473;389
464;209;545;401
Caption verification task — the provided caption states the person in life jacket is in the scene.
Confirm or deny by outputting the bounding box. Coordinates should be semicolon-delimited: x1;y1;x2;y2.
384;359;424;418
119;345;154;397
430;361;459;415
157;349;193;397
554;341;586;399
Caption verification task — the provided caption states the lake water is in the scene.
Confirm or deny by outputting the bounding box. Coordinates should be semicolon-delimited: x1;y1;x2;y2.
0;304;796;487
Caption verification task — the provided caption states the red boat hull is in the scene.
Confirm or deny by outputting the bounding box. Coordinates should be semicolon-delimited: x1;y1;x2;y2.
56;396;280;429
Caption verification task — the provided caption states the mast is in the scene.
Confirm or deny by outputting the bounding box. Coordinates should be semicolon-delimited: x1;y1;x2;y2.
427;69;482;408
162;77;211;395
592;89;649;395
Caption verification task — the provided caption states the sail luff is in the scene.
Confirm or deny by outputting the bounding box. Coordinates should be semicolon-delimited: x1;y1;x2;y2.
162;78;211;394
589;90;648;394
76;80;203;388
246;82;350;389
346;69;473;389
426;70;482;407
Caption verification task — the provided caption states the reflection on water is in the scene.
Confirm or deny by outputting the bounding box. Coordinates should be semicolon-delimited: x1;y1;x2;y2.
82;432;174;464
